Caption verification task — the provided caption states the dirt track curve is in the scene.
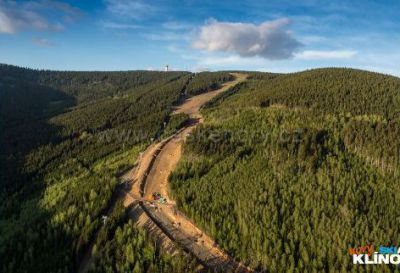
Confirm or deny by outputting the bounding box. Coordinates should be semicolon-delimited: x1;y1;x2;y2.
81;73;251;273
127;73;253;272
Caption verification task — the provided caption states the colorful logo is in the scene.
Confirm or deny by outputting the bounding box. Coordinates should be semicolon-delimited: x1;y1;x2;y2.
349;245;400;265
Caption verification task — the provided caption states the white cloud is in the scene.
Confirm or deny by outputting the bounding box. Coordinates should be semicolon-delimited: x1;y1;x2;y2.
295;50;357;60
0;9;15;33
145;32;189;41
0;0;80;34
180;51;269;68
0;4;49;34
192;18;302;60
199;55;266;66
104;0;156;19
146;21;195;42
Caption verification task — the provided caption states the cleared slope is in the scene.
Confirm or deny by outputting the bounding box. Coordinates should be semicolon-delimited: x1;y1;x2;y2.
121;73;253;272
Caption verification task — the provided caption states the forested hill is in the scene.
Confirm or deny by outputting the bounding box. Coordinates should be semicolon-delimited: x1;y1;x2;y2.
234;68;400;118
2;64;400;273
0;64;232;273
170;68;400;272
0;64;188;127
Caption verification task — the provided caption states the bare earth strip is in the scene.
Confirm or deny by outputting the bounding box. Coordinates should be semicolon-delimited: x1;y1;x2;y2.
78;74;249;273
122;73;251;272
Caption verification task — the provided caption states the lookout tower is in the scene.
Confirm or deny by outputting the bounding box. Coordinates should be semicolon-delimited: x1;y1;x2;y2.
164;65;169;72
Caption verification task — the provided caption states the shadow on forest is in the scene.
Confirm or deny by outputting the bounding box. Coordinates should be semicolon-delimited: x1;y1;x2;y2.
1;80;76;195
0;80;77;272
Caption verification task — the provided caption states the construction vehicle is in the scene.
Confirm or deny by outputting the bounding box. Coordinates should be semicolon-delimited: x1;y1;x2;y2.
146;192;167;204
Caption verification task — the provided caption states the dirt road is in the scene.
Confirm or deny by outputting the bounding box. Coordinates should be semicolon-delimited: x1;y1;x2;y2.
122;73;252;272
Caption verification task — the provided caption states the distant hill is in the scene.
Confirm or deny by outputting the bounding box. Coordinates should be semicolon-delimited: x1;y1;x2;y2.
221;68;400;118
0;64;188;127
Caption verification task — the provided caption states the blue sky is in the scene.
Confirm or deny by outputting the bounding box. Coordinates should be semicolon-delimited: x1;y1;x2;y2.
0;0;399;75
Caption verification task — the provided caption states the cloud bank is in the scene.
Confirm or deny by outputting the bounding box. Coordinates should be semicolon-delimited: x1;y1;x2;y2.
295;50;357;60
193;18;302;60
0;3;52;34
0;0;81;34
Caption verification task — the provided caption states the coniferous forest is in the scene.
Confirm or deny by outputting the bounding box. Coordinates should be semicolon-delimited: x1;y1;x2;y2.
169;68;400;273
0;64;231;273
2;64;400;273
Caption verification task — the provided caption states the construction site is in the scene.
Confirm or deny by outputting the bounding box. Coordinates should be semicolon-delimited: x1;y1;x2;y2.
117;73;253;273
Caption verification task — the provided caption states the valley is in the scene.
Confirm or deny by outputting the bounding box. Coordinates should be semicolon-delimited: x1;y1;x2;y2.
1;65;400;273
